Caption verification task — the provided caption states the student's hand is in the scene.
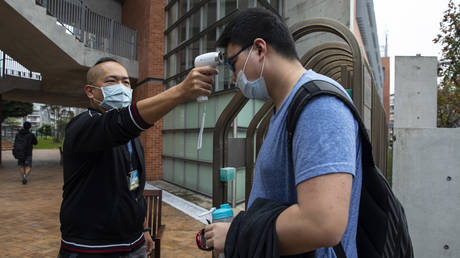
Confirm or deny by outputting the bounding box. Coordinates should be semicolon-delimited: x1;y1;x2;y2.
144;231;154;255
177;66;218;101
204;222;230;256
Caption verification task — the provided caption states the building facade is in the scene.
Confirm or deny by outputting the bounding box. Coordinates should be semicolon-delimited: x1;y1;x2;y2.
0;0;384;203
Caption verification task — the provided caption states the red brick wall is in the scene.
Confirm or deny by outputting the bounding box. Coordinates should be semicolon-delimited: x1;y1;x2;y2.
381;57;390;124
122;0;165;181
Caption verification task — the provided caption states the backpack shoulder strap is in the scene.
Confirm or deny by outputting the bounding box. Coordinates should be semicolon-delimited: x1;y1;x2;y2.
285;80;378;258
286;80;375;167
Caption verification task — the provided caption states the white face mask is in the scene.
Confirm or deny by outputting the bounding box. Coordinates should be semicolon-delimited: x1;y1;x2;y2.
89;83;132;110
236;46;270;100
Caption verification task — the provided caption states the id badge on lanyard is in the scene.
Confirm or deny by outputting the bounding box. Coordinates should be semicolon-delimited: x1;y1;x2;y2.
127;141;139;191
129;169;139;191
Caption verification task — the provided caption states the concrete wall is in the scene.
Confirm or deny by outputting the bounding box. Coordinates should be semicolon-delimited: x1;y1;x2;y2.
82;0;122;23
393;128;460;258
394;56;438;128
393;55;460;257
283;0;351;61
283;0;351;27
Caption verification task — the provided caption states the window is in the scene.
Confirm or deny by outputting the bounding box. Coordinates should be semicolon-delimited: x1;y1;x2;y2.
167;28;178;52
167;2;178;28
178;0;188;17
178;20;187;44
203;0;217;28
219;0;236;19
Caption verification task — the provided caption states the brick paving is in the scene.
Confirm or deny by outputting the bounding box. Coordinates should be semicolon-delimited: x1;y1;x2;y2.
0;150;209;258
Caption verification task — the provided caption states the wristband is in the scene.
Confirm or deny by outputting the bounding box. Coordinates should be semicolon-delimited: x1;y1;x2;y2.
143;228;151;233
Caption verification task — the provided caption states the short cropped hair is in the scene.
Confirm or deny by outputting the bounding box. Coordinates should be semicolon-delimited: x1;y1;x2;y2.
94;57;119;66
23;121;31;130
217;8;299;60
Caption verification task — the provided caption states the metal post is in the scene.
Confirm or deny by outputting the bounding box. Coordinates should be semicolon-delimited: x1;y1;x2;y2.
231;118;238;208
2;52;5;78
109;19;114;53
80;4;86;43
131;32;137;60
231;177;236;208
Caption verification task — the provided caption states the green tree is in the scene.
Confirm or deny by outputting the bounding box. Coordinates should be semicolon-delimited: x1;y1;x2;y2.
433;0;460;127
37;124;53;137
0;100;33;123
44;105;74;142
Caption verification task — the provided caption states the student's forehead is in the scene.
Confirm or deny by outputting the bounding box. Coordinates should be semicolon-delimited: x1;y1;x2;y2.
226;43;242;57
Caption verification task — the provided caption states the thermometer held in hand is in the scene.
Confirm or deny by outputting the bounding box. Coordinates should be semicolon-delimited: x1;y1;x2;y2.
194;52;223;102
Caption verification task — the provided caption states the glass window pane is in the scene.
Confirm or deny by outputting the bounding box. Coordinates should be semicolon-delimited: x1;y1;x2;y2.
178;21;187;44
190;0;201;9
189;11;201;36
167;28;177;52
179;0;188;17
167;2;178;28
203;0;217;28
188;40;200;68
206;30;216;52
168;54;176;78
177;49;187;73
219;0;236;18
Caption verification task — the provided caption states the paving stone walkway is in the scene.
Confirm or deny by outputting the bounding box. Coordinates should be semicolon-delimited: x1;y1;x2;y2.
0;150;209;258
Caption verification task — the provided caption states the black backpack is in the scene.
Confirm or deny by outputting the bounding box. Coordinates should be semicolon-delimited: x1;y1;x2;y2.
286;80;414;258
13;132;29;160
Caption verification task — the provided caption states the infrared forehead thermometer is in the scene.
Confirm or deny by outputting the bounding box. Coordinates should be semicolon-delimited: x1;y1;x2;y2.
194;52;223;102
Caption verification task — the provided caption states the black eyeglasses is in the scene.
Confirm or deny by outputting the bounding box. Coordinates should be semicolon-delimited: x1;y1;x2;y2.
225;44;253;72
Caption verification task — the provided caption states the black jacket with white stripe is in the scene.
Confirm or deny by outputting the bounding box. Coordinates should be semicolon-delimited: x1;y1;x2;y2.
60;103;151;254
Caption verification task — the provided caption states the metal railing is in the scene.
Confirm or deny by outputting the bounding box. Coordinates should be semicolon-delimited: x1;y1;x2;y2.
35;0;137;60
0;51;42;80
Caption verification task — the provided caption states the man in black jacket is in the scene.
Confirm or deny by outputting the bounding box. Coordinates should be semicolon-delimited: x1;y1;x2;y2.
13;121;37;184
59;57;217;257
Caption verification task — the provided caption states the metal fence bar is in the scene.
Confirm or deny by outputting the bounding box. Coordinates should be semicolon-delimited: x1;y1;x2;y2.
35;0;137;60
0;51;42;80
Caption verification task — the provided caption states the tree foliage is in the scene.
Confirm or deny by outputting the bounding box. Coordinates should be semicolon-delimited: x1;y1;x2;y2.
0;100;33;123
433;0;460;127
37;124;53;137
45;104;74;142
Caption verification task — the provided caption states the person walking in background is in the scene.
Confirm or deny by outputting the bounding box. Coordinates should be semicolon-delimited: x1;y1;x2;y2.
13;121;38;184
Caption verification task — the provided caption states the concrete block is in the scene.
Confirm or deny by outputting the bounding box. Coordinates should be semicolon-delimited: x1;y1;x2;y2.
394;56;438;128
393;128;460;258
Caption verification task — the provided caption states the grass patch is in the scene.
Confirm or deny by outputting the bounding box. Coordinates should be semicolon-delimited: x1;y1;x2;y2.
35;137;62;149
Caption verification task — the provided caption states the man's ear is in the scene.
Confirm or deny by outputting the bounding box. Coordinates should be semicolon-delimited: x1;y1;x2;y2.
84;85;95;99
253;38;267;61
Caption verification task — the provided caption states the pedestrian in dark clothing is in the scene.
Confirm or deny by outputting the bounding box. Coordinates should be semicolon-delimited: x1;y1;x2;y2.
13;121;38;184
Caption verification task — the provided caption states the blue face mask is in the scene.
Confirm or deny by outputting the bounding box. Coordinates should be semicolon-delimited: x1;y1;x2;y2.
236;46;270;100
90;83;133;110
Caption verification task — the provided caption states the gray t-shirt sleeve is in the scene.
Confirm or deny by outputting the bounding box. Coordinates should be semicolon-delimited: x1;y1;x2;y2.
293;95;358;186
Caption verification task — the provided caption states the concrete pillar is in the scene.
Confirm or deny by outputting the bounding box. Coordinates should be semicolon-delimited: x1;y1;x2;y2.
393;55;460;257
394;56;437;129
122;1;165;181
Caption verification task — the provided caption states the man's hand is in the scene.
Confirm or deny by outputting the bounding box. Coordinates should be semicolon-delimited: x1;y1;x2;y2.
204;222;230;256
144;231;154;255
176;66;218;102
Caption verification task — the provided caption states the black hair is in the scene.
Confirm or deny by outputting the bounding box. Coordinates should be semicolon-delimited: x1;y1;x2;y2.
23;121;31;130
217;8;299;60
94;57;119;66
